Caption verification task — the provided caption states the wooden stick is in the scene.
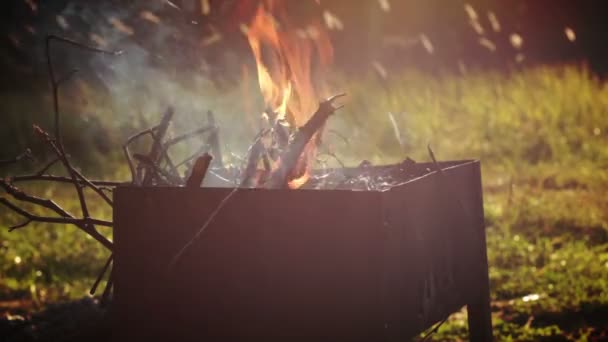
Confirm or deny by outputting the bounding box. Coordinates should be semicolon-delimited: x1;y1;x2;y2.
240;129;269;188
90;254;114;295
207;111;223;168
186;153;213;188
142;107;174;185
264;94;345;189
11;174;122;187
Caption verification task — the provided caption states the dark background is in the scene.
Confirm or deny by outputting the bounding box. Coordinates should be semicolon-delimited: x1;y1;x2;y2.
1;0;606;92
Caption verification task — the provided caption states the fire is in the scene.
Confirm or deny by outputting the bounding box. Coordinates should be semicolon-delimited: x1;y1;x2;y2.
246;0;334;188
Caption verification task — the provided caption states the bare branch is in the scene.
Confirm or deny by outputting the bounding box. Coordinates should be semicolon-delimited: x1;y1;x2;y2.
123;126;158;184
0;179;73;218
240;129;270;188
35;157;61;176
9;220;32;230
101;268;114;305
90;254;113;295
207;111;223;168
33;125;92;220
142;107;174;185
162;125;215;153
133;154;182;185
0;198;113;230
45;34;122;148
73;169;113;206
11;174;122;187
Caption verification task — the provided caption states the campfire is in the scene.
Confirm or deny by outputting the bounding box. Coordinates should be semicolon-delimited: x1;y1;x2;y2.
0;1;493;341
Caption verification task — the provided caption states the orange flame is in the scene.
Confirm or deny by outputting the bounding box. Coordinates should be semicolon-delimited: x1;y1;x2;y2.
246;0;334;188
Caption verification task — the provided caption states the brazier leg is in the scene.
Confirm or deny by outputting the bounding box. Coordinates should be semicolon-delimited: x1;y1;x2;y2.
467;163;493;341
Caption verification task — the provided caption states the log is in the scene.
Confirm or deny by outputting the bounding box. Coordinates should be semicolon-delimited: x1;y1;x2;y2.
186;153;213;188
264;94;345;189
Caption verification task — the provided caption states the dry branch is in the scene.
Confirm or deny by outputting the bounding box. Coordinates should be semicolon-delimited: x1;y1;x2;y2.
240;129;270;188
133;154;182;186
11;175;122;187
264;93;345;189
186;153;213;188
142;107;174;185
207;111;223;168
90;254;114;295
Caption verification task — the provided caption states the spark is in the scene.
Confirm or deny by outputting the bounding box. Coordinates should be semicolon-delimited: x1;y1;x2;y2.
464;3;478;20
372;60;387;80
140;11;161;24
510;33;523;49
419;34;434;54
89;33;108;47
323;10;344;31
565;27;576;42
469;20;484;35
378;0;391;12
201;0;211;15
108;17;135;36
487;11;501;32
479;37;496;52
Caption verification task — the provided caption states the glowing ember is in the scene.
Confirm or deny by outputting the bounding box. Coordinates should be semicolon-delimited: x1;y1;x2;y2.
246;0;334;188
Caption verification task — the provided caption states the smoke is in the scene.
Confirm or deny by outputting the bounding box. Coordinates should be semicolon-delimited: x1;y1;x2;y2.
50;1;267;166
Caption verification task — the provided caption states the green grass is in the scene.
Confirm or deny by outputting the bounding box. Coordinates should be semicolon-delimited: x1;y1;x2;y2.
1;64;608;340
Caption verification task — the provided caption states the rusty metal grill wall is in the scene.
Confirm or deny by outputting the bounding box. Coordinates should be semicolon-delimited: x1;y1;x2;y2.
112;160;492;341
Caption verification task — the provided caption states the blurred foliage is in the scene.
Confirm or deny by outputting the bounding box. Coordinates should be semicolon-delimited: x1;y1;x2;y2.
1;64;608;339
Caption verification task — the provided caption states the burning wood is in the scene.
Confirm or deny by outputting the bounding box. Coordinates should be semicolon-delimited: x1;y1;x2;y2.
264;93;345;189
186;153;213;188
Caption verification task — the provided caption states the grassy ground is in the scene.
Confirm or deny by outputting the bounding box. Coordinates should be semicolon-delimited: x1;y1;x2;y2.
1;65;608;340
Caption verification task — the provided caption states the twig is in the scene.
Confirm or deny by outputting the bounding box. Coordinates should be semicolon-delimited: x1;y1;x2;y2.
9;220;32;230
240;129;269;188
318;151;346;168
142;107;174;185
41;35;120;256
327;129;350;146
11;175;122;187
1;179;73;218
162;126;215;151
35;157;61;176
419;315;449;341
123;126;158;184
45;34;122;148
90;254;113;295
33;125;91;221
0;198;113;230
207;111;223;168
133;154;182;185
73;169;113;206
101;268;114;306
